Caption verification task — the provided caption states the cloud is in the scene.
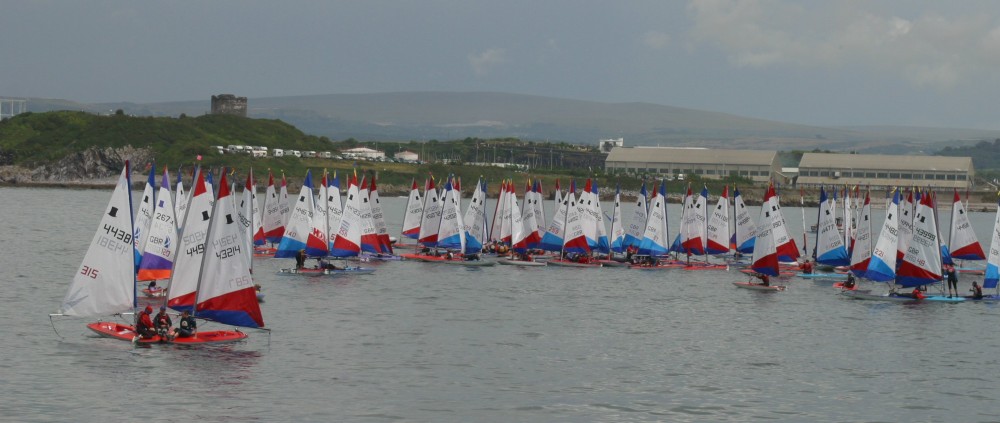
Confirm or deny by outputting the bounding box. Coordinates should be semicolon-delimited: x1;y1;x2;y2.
686;0;1000;89
468;48;506;76
642;31;671;49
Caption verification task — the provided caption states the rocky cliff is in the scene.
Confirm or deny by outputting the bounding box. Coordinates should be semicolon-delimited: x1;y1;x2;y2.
0;145;154;184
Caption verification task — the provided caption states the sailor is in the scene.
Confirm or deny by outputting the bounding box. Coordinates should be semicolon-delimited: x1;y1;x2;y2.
911;286;926;300
295;249;307;269
154;306;173;339
175;310;197;338
971;281;984;300
135;305;156;339
754;272;770;287
800;260;814;274
946;265;959;297
843;273;856;290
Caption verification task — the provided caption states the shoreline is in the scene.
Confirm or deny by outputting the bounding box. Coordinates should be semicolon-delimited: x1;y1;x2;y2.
2;179;995;212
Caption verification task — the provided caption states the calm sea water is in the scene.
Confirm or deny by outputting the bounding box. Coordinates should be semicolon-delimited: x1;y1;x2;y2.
3;186;1000;423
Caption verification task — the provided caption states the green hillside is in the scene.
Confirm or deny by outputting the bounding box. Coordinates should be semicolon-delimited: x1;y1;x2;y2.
0;110;333;169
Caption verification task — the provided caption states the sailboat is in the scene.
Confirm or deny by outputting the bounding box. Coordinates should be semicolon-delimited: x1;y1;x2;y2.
733;183;785;291
947;189;986;274
136;169;179;293
399;179;423;246
548;181;601;268
623;181;648;251
799;186;850;281
731;186;756;260
260;170;284;254
598;183;629;267
74;167;265;344
632;181;681;269
981;196;1000;299
462;178;488;255
133;163;157;267
54;163;137;327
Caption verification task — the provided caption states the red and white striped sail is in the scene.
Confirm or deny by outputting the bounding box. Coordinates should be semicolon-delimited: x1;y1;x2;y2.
520;180;542;249
949;189;985;260
61;164;134;317
706;185;730;255
849;190;873;277
750;184;779;276
369;175;393;253
305;172;330;257
562;183;590;254
769;186;800;262
418;177;442;247
401;179;423;240
682;186;708;255
167;168;213;312
193;172;264;329
510;182;532;253
897;190;943;287
330;174;363;257
262;171;285;243
137;169;178;281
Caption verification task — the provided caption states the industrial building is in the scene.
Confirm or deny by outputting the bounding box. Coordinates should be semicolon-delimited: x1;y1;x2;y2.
796;153;974;190
604;147;781;183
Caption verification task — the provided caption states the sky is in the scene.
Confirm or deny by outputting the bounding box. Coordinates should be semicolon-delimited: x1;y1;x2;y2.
4;0;1000;129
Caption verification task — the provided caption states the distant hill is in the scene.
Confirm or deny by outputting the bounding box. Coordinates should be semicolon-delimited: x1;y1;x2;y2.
17;92;1000;152
0;111;331;168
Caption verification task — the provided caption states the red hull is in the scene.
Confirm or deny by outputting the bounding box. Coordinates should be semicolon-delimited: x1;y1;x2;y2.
86;322;249;345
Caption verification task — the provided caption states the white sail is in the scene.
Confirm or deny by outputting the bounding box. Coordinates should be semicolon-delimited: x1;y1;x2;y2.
705;186;730;255
279;174;291;227
61;165;135;317
437;177;466;251
175;172;188;230
418;179;442;246
532;180;546;239
624;182;648;249
133;169;157;262
849;190;873;277
193;173;264;329
274;172;316;258
401;179;423;240
262;172;284;244
137;169;178;282
733;187;756;254
326;172;344;251
166;168;213;312
462;178;488;253
864;189;899;282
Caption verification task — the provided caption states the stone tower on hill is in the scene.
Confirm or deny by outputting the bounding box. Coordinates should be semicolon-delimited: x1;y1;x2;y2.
211;94;247;117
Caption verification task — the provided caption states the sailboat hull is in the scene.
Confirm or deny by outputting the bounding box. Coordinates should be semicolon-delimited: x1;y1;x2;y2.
497;258;547;266
277;267;376;276
87;322;249;344
732;282;785;291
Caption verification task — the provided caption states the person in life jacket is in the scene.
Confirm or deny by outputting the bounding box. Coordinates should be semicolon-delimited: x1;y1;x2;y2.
970;281;984;300
175;310;197;338
135;305;156;339
911;287;926;300
800;260;814;274
154;306;173;339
